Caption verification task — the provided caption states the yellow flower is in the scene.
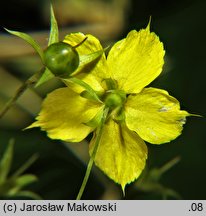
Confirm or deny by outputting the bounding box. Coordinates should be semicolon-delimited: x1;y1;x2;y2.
28;24;190;190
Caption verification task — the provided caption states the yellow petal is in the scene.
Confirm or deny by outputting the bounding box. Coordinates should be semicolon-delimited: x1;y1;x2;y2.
89;120;148;191
125;87;190;144
107;27;165;93
27;87;103;142
63;33;109;92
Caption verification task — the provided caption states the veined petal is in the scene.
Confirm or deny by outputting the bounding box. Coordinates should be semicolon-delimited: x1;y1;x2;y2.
125;87;190;144
89;120;148;191
107;27;165;93
27;87;103;142
63;33;109;92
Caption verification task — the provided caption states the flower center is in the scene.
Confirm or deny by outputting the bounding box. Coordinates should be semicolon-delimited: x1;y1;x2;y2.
104;90;126;110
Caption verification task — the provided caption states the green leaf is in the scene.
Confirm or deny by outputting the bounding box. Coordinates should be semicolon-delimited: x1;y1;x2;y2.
146;156;181;182
162;188;181;200
35;68;55;87
6;174;37;196
134;157;181;199
80;90;101;102
48;5;59;45
12;154;39;177
15;174;38;187
79;50;103;67
0;179;14;196
35;5;59;87
5;28;44;62
69;77;102;102
0;139;14;184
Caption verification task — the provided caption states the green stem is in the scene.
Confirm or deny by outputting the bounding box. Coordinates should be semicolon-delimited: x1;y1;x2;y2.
76;107;109;200
0;69;44;119
13;154;39;177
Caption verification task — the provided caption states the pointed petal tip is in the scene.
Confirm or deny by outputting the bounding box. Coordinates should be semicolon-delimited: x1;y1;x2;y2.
121;184;126;197
183;111;202;118
23;122;39;131
188;113;203;118
146;16;152;31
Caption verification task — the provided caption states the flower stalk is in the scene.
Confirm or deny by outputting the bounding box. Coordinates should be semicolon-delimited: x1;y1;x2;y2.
76;107;109;200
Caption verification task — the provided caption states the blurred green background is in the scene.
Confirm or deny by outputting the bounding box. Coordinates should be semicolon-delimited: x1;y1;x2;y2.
0;0;205;199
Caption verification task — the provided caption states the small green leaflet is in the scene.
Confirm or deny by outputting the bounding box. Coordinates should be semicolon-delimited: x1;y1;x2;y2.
84;108;104;128
35;5;59;87
0;140;41;199
35;68;55;87
69;77;102;102
4;29;44;62
0;139;14;184
79;50;103;67
48;5;59;46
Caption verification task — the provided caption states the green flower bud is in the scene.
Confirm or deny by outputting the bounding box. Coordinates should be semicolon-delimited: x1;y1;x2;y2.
44;42;79;77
